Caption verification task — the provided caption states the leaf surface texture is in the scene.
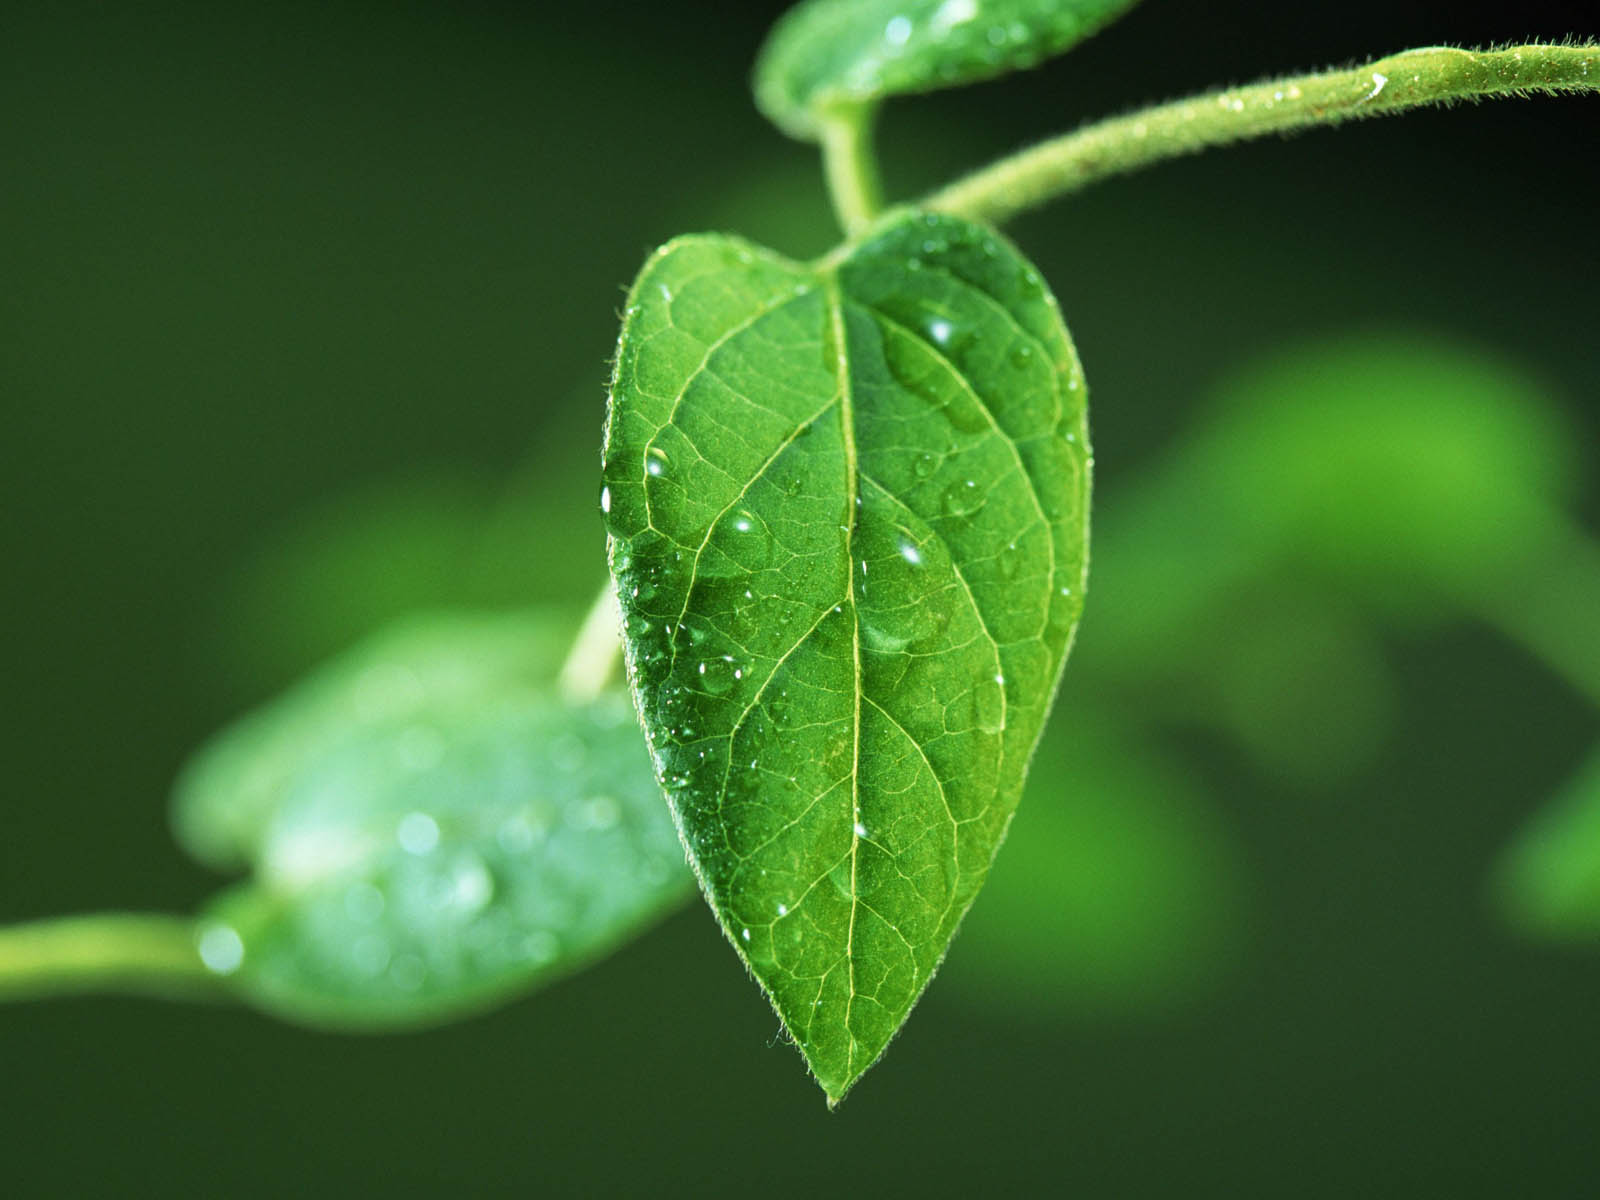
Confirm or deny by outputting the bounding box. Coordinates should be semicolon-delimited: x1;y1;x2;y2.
603;209;1090;1101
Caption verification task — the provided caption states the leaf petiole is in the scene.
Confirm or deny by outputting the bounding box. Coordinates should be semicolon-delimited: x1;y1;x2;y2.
558;578;625;704
924;43;1600;227
818;104;885;236
0;913;227;1005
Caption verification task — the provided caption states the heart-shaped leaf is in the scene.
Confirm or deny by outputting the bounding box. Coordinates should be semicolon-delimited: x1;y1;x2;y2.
174;611;694;1029
602;209;1090;1102
755;0;1144;139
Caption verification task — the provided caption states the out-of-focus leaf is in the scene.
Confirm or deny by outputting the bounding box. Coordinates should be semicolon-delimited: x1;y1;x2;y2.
755;0;1143;139
174;612;565;871
946;712;1245;1020
175;611;694;1029
602;210;1089;1104
1180;336;1576;605
1497;748;1600;940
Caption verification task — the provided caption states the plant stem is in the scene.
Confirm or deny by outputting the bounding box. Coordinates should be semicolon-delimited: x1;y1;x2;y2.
926;43;1600;227
0;913;226;1005
820;105;884;236
559;578;625;704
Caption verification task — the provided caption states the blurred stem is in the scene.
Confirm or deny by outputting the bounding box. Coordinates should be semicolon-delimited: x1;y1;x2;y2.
560;578;624;704
0;913;225;1005
820;104;883;236
926;43;1600;227
1468;520;1600;710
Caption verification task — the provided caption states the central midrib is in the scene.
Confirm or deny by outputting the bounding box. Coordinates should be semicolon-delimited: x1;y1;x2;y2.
823;275;865;1081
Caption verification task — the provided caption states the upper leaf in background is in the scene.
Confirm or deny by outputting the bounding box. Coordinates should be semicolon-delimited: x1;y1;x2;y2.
1497;748;1600;941
174;611;694;1029
603;209;1090;1103
755;0;1142;139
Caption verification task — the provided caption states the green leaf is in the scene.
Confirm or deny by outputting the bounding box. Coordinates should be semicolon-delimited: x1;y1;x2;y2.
174;610;694;1029
173;612;567;871
755;0;1143;139
1497;748;1600;941
601;209;1090;1103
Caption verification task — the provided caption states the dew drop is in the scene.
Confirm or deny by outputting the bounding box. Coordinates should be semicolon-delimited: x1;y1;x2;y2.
973;672;1005;734
196;924;244;975
941;479;984;518
645;446;669;477
574;795;622;831
397;811;440;855
520;930;560;965
352;933;390;976
998;541;1021;579
344;881;385;924
497;811;546;854
698;656;738;696
446;854;495;914
390;955;426;991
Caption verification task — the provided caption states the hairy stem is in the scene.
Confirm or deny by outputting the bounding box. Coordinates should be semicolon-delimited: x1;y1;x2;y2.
820;105;884;236
559;578;625;704
926;43;1600;226
0;913;226;1004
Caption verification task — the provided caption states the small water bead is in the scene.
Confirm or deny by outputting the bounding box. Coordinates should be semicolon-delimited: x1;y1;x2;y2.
768;692;793;728
941;479;984;518
520;930;560;966
351;933;391;976
697;656;739;696
197;924;245;975
397;811;440;855
884;15;912;45
912;452;937;479
390;954;426;991
926;317;955;346
998;541;1021;579
645;446;670;477
973;672;1005;734
344;881;386;923
599;485;612;514
497;810;547;854
447;854;495;914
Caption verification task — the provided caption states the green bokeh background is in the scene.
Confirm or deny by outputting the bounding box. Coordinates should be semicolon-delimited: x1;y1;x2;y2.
2;0;1597;1194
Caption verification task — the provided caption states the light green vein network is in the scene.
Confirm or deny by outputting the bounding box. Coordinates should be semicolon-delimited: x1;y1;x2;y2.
602;209;1090;1103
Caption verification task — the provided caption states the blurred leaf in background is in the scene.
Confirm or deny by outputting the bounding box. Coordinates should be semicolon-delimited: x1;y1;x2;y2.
175;610;693;1029
946;709;1248;1022
1497;748;1600;941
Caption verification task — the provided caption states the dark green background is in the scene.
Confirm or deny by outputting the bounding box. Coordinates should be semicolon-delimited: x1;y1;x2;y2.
2;1;1597;1194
